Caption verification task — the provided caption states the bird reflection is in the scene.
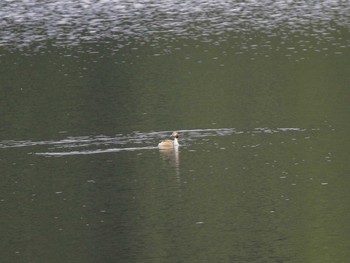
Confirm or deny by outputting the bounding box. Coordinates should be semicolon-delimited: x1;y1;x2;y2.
159;146;180;178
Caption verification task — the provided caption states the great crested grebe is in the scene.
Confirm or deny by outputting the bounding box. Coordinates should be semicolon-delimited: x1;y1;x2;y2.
158;131;179;149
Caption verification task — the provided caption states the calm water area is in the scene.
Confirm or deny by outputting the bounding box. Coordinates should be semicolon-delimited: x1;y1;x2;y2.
1;0;350;262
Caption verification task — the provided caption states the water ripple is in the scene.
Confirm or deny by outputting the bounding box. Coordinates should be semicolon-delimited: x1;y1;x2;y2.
0;127;307;156
0;0;348;56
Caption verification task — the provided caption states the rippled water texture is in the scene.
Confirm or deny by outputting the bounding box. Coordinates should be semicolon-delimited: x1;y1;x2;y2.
1;0;349;57
1;1;350;262
0;127;305;156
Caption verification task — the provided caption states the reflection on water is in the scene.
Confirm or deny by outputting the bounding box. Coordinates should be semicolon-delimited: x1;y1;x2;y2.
0;0;349;58
159;146;180;178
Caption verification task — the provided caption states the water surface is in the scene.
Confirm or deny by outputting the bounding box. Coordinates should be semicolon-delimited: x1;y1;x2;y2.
1;1;350;262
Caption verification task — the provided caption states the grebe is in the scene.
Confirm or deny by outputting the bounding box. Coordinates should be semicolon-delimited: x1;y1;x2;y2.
158;131;179;149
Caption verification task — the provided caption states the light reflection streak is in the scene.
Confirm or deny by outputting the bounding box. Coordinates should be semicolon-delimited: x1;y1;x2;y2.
0;127;308;157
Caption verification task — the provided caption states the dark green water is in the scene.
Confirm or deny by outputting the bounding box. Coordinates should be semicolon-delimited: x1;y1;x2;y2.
1;1;350;262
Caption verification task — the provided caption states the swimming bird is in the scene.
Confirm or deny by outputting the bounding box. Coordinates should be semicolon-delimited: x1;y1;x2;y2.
158;131;179;149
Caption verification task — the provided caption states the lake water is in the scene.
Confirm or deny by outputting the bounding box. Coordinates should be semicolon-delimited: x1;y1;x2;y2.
1;0;350;262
